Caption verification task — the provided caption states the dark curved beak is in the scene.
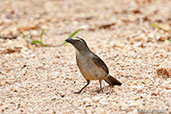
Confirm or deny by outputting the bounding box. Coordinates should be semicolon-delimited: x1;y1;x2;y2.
65;38;73;43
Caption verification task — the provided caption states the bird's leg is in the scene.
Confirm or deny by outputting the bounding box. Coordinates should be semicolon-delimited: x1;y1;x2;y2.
74;80;90;94
97;80;103;93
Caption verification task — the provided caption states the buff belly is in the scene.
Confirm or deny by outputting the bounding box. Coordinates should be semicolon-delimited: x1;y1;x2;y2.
76;51;106;80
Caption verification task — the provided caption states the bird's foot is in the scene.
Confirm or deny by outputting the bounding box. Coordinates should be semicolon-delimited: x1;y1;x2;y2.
74;91;82;94
96;89;103;93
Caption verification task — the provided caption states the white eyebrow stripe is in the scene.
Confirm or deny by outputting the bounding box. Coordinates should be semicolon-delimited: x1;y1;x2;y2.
72;37;82;41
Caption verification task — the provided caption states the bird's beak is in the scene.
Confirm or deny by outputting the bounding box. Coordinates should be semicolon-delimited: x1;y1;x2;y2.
65;38;73;43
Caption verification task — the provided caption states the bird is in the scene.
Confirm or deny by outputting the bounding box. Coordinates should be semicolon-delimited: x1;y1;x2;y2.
65;37;122;94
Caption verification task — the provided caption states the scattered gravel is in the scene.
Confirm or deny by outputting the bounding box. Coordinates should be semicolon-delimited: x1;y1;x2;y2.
0;0;170;113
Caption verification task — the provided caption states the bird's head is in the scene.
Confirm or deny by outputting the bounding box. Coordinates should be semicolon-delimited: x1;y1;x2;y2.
65;37;90;52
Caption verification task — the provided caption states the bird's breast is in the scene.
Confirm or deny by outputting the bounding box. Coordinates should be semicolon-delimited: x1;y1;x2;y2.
76;51;106;80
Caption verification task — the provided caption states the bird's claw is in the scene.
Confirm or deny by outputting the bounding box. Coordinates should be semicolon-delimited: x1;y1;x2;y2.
74;91;81;94
96;89;103;93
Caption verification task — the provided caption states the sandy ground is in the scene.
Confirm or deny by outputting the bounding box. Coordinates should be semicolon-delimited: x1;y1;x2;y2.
0;0;171;114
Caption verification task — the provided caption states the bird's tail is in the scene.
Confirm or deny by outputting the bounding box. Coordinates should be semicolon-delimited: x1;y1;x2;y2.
104;75;122;86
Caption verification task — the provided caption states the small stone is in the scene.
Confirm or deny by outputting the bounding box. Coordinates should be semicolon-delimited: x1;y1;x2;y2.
0;102;3;106
156;62;171;78
151;93;157;96
5;81;11;85
136;89;143;93
60;95;65;98
0;83;3;87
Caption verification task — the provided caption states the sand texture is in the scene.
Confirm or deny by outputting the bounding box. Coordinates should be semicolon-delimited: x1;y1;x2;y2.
0;0;171;113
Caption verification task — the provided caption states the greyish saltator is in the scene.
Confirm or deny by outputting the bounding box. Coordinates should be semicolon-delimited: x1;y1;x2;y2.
65;37;122;94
